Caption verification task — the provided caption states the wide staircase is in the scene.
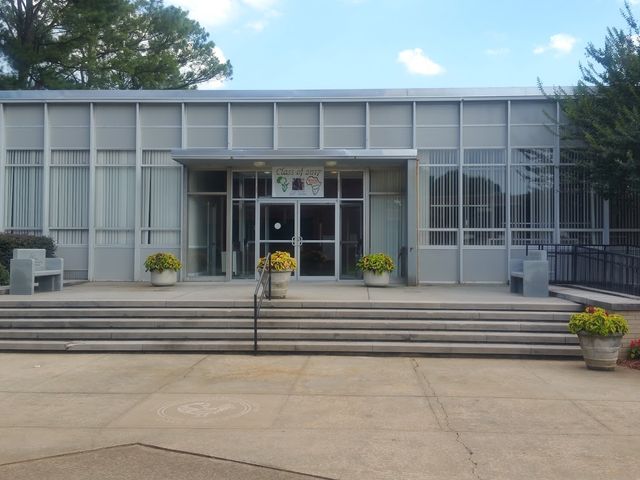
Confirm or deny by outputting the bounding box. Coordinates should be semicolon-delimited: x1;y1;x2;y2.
0;299;582;356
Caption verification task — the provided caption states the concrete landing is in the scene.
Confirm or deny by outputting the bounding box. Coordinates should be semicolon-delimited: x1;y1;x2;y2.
0;444;325;480
0;281;580;310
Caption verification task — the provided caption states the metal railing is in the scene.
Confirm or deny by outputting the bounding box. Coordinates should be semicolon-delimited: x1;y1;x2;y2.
253;252;272;353
525;244;640;296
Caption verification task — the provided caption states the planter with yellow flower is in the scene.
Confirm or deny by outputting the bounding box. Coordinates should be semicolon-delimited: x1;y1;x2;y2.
257;251;297;299
569;306;629;371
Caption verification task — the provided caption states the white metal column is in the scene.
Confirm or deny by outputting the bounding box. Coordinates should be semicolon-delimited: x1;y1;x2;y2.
42;103;50;236
88;103;96;280
133;103;142;280
0;104;5;232
458;100;464;283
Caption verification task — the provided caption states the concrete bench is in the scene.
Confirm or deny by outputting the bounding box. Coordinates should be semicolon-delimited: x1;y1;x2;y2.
10;249;63;295
509;250;549;297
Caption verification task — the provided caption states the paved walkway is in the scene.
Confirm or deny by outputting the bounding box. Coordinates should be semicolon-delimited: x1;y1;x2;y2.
0;353;638;479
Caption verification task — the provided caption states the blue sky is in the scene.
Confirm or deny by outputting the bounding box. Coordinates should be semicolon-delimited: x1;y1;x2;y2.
166;0;638;90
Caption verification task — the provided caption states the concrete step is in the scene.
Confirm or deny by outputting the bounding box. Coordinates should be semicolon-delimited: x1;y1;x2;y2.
0;339;581;356
0;318;571;332
0;300;583;312
0;328;578;344
0;308;573;322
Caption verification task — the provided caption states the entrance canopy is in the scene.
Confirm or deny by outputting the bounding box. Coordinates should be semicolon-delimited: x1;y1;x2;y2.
171;148;417;168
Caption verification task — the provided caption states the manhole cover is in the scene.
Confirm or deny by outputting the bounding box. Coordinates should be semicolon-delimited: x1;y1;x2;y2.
157;399;255;423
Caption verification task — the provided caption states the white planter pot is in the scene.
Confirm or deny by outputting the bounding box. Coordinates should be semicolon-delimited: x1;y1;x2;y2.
150;270;178;287
268;270;292;299
363;270;390;287
577;332;623;371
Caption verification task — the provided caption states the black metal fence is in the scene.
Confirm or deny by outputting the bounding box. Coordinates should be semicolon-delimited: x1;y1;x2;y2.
525;244;640;296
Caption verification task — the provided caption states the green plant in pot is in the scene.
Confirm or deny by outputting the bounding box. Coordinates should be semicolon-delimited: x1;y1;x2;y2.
144;252;182;287
569;306;629;371
356;253;395;287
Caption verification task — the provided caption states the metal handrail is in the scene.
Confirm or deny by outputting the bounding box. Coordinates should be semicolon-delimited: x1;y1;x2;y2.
253;252;272;353
524;244;640;296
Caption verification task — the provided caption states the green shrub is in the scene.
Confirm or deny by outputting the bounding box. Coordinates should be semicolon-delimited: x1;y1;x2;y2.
356;253;395;274
569;306;629;336
629;339;640;360
0;233;56;270
144;252;182;272
0;263;8;286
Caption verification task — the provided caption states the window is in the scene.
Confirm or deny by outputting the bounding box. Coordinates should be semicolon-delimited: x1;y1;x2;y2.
4;150;43;235
141;151;182;245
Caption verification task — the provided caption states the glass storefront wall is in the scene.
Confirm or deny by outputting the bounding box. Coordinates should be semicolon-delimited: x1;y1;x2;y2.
229;169;364;280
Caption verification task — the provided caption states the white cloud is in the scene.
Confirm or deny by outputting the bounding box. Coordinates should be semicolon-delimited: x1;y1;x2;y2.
534;33;578;56
246;19;267;32
241;0;278;10
397;48;445;76
485;47;510;57
166;0;281;31
169;0;235;26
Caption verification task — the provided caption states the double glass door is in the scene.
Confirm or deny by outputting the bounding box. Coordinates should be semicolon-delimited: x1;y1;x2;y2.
258;200;337;279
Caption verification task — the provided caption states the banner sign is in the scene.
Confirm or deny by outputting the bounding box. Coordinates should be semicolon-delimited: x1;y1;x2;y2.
272;166;324;197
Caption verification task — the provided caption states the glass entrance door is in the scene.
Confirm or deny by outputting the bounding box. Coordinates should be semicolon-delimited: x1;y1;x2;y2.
257;200;337;279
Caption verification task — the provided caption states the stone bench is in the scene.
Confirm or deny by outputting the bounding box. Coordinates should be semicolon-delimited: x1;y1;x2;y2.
10;249;64;295
509;250;549;297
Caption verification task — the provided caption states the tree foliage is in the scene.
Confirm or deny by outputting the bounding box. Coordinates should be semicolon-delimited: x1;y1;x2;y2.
0;0;232;89
544;1;640;199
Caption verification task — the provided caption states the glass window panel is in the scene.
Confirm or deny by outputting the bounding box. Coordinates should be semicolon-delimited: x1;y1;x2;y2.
464;231;505;246
4;151;43;232
300;243;335;276
464;149;506;165
187;195;227;277
462;166;506;229
559;166;603;230
49;151;89;245
325;171;338;198
257;172;272;197
418;149;458;165
300;204;335;241
340;171;363;198
370;195;405;278
188;171;226;193
512;148;553;164
232;172;256;198
259;203;295;241
370;168;405;193
232;200;256;279
510;165;554;229
340;201;363;279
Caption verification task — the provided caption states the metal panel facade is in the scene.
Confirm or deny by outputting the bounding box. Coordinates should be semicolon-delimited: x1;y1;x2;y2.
0;88;638;284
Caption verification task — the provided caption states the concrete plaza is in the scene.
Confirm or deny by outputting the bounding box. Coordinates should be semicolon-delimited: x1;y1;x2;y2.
0;353;638;479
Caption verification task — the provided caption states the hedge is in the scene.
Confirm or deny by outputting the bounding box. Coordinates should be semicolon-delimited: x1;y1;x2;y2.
0;263;8;286
0;233;56;270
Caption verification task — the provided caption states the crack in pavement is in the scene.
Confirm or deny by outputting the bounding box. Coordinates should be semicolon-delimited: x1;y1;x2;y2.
410;358;483;480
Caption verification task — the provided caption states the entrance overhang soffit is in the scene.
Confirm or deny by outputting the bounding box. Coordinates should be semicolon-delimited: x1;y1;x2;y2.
170;148;418;168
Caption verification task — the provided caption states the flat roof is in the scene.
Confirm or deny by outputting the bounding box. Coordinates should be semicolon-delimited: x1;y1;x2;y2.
0;86;566;103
